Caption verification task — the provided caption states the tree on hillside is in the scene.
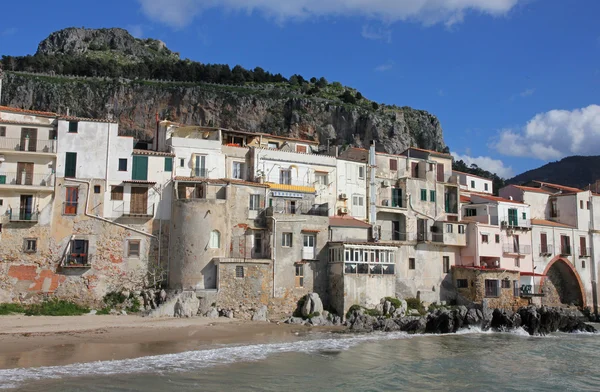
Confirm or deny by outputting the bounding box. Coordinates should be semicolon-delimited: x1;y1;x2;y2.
340;90;357;104
452;159;506;195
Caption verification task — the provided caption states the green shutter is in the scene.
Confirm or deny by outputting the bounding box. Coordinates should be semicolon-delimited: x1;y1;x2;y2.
65;152;77;178
508;208;518;226
132;156;148;181
522;212;526;220
392;188;402;207
0;175;5;184
68;121;78;133
420;189;427;201
430;190;436;202
164;157;173;172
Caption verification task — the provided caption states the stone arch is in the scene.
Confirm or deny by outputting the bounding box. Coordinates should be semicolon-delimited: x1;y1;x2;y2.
541;257;586;308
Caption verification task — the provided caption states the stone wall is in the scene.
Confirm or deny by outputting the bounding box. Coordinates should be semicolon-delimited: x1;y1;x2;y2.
452;267;521;310
216;261;273;313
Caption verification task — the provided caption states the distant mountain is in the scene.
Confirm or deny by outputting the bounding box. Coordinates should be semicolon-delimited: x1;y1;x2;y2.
507;156;600;189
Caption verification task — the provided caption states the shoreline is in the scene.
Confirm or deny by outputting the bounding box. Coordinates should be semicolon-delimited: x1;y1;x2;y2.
0;315;343;370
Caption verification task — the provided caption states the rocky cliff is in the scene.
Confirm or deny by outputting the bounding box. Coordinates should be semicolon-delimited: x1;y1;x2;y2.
0;28;446;154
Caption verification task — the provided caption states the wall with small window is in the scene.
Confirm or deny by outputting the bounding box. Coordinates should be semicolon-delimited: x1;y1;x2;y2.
336;159;367;219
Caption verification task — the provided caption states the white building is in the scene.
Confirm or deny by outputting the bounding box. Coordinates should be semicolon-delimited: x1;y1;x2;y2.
454;170;493;194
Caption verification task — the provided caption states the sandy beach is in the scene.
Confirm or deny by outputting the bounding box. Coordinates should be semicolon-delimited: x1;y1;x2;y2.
0;315;340;370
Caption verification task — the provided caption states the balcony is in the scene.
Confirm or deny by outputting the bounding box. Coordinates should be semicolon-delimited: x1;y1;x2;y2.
9;210;39;222
377;197;407;211
375;229;415;242
113;202;155;218
302;248;316;260
502;244;531;254
64;253;92;268
0;172;55;189
560;245;572;256
193;168;209;178
519;284;545;298
0;137;56;154
500;218;531;230
539;244;554;256
579;247;591;257
266;201;328;217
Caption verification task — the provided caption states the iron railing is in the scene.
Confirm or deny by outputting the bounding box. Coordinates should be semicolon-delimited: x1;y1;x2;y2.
500;217;532;229
502;244;531;254
376;230;415;242
539;244;554;255
560;245;572;256
64;254;92;267
193;168;209;177
520;284;545;297
266;202;328;216
9;210;39;222
0;137;56;153
579;247;591;257
0;172;54;187
113;202;155;217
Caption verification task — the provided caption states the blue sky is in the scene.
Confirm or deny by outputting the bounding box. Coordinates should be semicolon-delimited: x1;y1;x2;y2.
1;0;599;178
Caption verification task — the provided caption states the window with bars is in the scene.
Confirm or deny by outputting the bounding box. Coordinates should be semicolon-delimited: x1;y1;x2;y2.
235;266;244;278
128;240;141;257
456;279;468;288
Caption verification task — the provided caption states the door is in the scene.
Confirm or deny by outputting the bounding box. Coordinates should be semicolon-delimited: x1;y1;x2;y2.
20;128;37;152
540;233;548;254
392;221;402;241
580;237;587;256
19;195;33;220
411;162;418;178
561;235;571;255
417;218;427;241
302;234;315;260
437;163;444;182
392;188;402;207
64;187;79;215
130;187;148;214
195;155;206;177
508;208;518;226
16;162;34;185
513;235;520;253
132;156;148;181
65;152;77;178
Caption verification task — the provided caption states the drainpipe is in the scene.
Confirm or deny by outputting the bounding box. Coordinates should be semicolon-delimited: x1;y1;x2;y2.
589;193;598;317
65;178;156;238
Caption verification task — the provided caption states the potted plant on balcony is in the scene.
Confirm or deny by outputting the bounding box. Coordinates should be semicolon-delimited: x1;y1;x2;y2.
255;170;265;184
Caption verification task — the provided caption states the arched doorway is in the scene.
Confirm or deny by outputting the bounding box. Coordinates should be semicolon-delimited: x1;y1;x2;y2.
541;257;586;307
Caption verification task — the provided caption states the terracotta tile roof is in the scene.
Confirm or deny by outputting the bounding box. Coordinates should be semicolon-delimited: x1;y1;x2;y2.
0;118;56;127
0;106;57;117
512;185;553;194
473;194;526;204
301;229;321;233
123;180;156;185
530;219;574;228
59;116;118;124
266;183;315;193
329;216;371;228
453;170;493;181
460;195;471;203
174;176;269;188
531;181;581;193
133;149;175;157
403;146;452;158
338;147;369;163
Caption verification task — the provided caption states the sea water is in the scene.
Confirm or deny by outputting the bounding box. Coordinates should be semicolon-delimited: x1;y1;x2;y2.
2;328;600;391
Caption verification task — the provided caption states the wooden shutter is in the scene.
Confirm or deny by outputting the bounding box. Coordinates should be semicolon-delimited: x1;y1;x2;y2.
21;128;38;152
65;152;77;178
111;186;124;201
580;237;587;256
65;187;78;214
132;156;148;181
437;163;444;182
130;187;148;214
16;162;34;185
390;159;397;171
540;233;547;253
297;145;307;153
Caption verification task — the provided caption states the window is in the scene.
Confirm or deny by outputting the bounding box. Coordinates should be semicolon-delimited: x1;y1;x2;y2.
507;208;518;226
484;183;489;191
254;232;262;255
580;200;584;209
316;172;328;186
456;279;468;288
280;169;291;185
466;208;477;217
68;121;78;133
64;186;79;215
179;158;185;168
471;180;475;188
282;233;292;247
352;195;364;207
115;158;126;172
582;260;586;269
391;188;402;207
295;264;304;287
296;145;308;153
232;162;243;179
443;256;450;273
580;237;588;256
430;190;436;202
411;162;418;178
587;201;591;210
128;240;141;257
235;266;244;278
164;157;173;172
111;186;124;201
481;234;489;243
522;212;527;220
268;142;279;149
209;230;221;249
94;185;101;194
458;225;465;234
560;235;571;255
501;280;511;289
409;258;415;270
446;224;453;233
0;126;5;136
0;199;3;206
515;258;520;268
389;159;398;171
495;234;500;244
540;232;549;254
420;189;427;201
65;152;77;178
485;279;499;297
358;166;365;179
24;238;37;253
49;129;57;140
249;194;262;211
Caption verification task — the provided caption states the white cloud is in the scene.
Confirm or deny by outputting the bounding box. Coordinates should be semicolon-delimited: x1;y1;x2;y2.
137;0;522;28
361;25;392;43
452;153;514;178
519;88;535;97
127;24;144;38
437;89;446;97
374;61;394;72
1;27;17;36
493;105;600;161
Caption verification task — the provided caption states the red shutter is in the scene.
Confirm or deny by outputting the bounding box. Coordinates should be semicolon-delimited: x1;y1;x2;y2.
390;159;397;171
437;163;444;182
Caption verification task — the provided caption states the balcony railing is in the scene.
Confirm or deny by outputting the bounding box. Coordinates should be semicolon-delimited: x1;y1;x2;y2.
344;262;395;275
560;245;572;256
500;218;531;229
9;210;39;222
579;247;591;257
502;244;531;254
0;137;56;153
378;197;407;209
0;172;54;187
520;284;545;297
539;244;554;255
113;202;155;218
193;168;209;177
267;202;328;216
376;230;415;242
64;253;92;267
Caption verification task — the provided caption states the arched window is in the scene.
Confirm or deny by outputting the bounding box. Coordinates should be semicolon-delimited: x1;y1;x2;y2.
209;230;221;249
